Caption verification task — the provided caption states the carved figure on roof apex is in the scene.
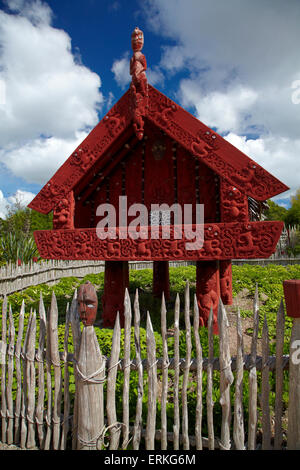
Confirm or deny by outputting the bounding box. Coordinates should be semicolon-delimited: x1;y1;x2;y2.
130;27;147;95
130;27;148;140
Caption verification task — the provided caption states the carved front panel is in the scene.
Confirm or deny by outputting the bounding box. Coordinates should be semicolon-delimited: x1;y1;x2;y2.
34;221;283;261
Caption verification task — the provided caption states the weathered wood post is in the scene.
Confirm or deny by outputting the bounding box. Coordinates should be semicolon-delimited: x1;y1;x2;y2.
283;280;300;450
76;281;105;450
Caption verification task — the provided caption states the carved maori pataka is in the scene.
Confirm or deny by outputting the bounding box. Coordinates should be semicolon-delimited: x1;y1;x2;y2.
28;65;288;215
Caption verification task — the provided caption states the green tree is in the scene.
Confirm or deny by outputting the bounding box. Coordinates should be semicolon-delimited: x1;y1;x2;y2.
30;209;53;233
265;199;287;221
0;199;53;265
285;189;300;227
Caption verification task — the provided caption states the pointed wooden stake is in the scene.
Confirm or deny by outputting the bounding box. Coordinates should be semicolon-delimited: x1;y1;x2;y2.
193;295;203;450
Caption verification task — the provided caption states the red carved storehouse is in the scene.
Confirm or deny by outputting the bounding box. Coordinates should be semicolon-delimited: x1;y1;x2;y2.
28;28;288;333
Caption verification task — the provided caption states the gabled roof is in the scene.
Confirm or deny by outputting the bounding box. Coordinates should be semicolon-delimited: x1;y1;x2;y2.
29;68;288;214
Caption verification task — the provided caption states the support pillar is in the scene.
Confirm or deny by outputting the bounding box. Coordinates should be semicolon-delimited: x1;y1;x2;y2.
153;261;170;301
196;261;220;335
102;261;129;328
219;260;233;305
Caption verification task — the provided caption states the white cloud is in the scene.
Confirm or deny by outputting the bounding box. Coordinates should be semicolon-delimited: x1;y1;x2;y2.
0;0;103;185
111;52;131;89
179;81;258;134
0;188;36;219
7;189;36;207
5;0;52;24
147;66;164;87
0;191;9;219
0;131;88;185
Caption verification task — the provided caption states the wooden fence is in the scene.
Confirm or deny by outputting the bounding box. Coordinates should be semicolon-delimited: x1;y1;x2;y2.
0;260;198;297
0;281;298;451
1;258;300;298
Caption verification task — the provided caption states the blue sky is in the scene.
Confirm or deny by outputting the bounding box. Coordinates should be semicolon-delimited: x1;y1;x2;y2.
0;0;299;217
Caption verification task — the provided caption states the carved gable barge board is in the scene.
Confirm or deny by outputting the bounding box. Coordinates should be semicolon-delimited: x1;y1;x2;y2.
146;86;289;201
34;220;283;261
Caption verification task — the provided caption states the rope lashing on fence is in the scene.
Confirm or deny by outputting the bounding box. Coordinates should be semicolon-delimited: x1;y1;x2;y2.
77;422;130;450
106;359;122;372
35;416;44;426
147;359;158;370
20;351;35;362
35;351;44;363
0;410;13;419
180;357;194;368
51;358;63;368
122;359;134;370
75;358;106;384
26;414;35;425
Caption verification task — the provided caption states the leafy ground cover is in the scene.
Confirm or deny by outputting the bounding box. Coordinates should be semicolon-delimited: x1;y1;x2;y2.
1;263;300;446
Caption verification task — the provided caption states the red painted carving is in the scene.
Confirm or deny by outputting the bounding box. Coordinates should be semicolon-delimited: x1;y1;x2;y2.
219;260;233;305
78;281;98;326
130;27;148;140
153;261;170;300
220;179;249;223
219;179;247;309
196;261;220;335
33;221;283;261
53;191;75;230
102;261;129;328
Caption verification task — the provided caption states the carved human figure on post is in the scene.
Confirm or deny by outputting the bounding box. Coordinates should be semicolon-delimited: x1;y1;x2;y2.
53;191;75;230
196;261;220;334
78;281;98;326
130;27;148;140
130;27;147;96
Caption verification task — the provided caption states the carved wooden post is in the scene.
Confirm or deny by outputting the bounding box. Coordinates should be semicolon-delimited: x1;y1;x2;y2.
153;261;170;301
76;282;105;450
196;261;220;334
102;261;129;328
219;260;233;305
283;280;300;449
